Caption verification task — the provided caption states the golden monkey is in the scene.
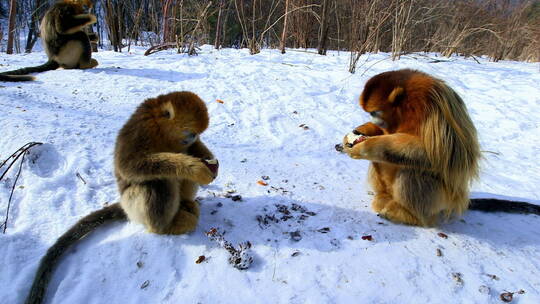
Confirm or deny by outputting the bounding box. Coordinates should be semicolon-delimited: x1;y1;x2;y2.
115;91;217;235
342;69;540;226
0;0;97;82
25;91;218;304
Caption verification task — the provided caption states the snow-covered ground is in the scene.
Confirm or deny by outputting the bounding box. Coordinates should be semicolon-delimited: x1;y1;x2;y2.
1;46;539;304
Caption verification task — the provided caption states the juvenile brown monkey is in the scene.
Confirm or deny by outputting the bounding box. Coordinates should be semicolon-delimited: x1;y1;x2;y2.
342;69;540;226
0;0;98;82
115;91;217;234
25;91;218;304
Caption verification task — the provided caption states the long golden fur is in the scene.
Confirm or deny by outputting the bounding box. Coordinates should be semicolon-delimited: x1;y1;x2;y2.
24;91;217;304
343;69;480;226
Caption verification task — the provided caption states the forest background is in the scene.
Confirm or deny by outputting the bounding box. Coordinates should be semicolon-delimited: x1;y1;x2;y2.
1;0;539;73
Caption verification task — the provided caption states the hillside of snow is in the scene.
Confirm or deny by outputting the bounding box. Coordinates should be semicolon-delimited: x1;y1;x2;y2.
1;46;539;304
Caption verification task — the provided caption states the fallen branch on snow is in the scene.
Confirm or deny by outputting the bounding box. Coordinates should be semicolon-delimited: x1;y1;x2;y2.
144;43;178;56
0;142;43;233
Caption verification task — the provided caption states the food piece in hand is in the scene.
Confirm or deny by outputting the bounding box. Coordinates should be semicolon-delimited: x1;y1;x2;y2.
345;131;369;147
202;158;219;176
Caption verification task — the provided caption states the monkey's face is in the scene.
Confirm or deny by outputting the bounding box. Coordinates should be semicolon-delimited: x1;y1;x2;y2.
83;0;94;11
178;129;199;146
160;111;204;148
156;94;209;148
360;86;405;133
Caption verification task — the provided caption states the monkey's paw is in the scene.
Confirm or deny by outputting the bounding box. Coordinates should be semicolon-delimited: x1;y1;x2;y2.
342;132;370;159
378;202;422;226
167;210;198;235
181;200;200;217
190;161;216;185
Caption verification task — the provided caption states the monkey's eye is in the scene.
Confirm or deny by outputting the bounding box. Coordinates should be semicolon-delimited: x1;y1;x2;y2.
181;130;196;137
370;111;383;117
180;130;197;145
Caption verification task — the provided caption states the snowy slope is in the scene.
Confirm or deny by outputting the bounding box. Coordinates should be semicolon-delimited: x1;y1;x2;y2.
1;46;539;304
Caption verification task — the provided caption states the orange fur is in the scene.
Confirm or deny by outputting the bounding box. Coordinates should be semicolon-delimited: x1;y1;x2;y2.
344;69;480;226
353;122;384;136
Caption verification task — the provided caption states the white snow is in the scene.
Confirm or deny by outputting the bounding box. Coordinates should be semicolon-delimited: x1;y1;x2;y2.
1;45;539;304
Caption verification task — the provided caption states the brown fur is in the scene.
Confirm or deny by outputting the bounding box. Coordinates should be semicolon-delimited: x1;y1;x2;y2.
64;0;93;8
344;69;480;226
40;0;97;69
0;1;97;82
24;91;216;304
115;91;216;234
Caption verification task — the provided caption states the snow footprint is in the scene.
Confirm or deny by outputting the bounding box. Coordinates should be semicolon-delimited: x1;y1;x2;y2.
26;143;65;177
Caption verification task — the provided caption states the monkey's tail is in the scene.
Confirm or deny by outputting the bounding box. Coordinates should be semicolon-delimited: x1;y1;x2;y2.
469;198;540;215
0;74;35;82
25;203;126;304
0;60;60;81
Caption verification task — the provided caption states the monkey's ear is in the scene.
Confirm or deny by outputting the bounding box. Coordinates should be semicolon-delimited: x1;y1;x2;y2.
388;87;405;104
161;101;175;119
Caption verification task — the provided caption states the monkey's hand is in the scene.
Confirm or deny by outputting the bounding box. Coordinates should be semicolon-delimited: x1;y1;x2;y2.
58;14;97;34
188;159;216;185
343;136;371;160
80;14;98;25
122;153;216;184
345;134;431;169
337;122;383;153
353;122;384;137
188;139;214;160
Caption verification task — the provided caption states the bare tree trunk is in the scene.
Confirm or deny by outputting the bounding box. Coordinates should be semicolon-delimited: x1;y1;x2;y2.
94;3;103;49
215;0;225;49
24;21;38;53
279;0;290;54
391;0;414;60
249;0;259;54
116;2;123;50
6;0;17;54
187;1;212;55
222;0;233;47
162;0;173;43
104;0;122;52
317;0;329;55
25;0;43;53
178;0;184;48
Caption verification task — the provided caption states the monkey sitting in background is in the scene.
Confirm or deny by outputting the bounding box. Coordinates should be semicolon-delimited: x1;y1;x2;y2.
0;0;98;82
342;69;540;226
25;91;218;304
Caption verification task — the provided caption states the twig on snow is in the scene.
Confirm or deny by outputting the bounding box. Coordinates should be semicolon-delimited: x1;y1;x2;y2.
76;172;87;185
470;55;481;64
481;150;501;156
1;142;43;233
206;227;253;270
